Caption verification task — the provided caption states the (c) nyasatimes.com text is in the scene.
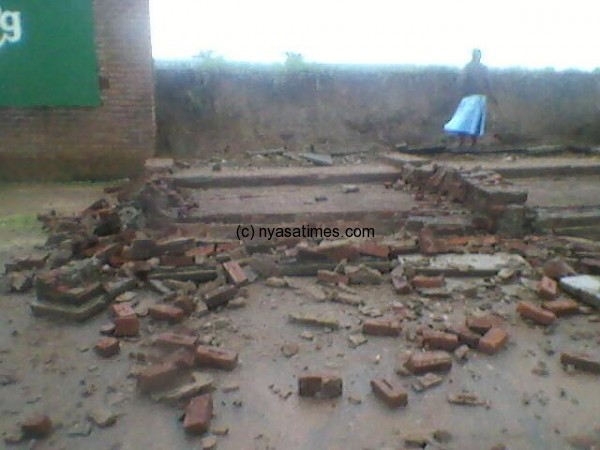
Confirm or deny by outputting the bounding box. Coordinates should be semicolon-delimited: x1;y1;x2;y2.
236;224;375;241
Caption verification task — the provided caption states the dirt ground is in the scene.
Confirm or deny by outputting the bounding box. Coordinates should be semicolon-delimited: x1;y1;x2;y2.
1;176;600;450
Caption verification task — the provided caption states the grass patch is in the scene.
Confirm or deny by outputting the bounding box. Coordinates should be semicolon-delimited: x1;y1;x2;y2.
0;214;41;232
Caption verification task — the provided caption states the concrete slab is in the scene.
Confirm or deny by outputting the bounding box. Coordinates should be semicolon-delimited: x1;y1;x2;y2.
437;156;600;178
185;183;419;224
399;253;528;277
171;164;400;188
509;176;600;208
560;275;600;308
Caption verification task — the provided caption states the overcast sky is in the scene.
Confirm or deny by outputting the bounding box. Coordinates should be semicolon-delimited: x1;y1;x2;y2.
149;0;600;70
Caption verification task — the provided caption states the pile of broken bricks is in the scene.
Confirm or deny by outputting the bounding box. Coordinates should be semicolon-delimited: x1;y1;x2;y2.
3;163;600;445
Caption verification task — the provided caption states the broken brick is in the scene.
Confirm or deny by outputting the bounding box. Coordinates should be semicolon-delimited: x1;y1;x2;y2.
203;285;238;309
174;295;197;315
154;332;197;351
195;345;238;370
538;276;558;300
156;237;195;256
137;362;180;393
447;326;481;348
560;352;600;374
129;239;157;260
222;261;248;286
298;374;323;397
148;304;185;323
110;303;136;319
371;378;408;408
113;315;140;337
543;259;576;280
357;242;390;259
95;337;120;358
317;270;349;285
183;394;213;435
422;330;460;351
465;315;502;335
21;414;53;438
160;255;195;267
517;301;557;326
298;373;342;398
478;327;509;354
362;319;402;337
186;245;216;258
405;351;452;375
542;299;580;317
321;374;343;398
411;275;445;289
391;274;411;294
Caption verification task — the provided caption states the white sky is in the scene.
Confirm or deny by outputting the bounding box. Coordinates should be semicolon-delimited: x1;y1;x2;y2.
149;0;600;70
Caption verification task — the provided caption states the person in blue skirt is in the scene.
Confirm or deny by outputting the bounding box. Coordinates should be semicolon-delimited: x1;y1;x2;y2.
444;49;498;148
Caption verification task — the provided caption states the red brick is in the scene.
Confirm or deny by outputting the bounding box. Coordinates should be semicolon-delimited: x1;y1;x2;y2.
216;242;240;254
517;301;557;326
298;373;342;398
298;374;323;397
411;275;445;289
160;255;195;267
465;315;503;335
538;276;558;300
478;327;509;354
183;394;213;435
542;299;580;317
447;326;481;348
543;259;576;280
156;237;195;256
165;349;197;369
204;285;238;309
320;374;343;398
137;362;180;393
95;337;120;358
174;295;197;315
317;270;349;285
357;242;390;259
186;245;216;258
154;332;197;350
560;352;600;374
113;315;140;337
405;351;452;374
316;243;360;262
391;274;411;294
371;378;408;408
195;345;238;370
110;303;136;318
148;304;185;323
362;319;401;337
422;330;460;351
21;414;53;438
222;261;248;286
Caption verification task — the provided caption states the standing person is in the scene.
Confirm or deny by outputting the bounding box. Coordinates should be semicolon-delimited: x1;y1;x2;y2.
444;49;497;148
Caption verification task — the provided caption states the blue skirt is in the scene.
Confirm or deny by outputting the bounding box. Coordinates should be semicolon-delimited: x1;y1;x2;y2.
444;94;486;137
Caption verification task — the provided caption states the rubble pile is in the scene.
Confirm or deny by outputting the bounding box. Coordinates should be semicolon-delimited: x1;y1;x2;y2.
3;159;600;446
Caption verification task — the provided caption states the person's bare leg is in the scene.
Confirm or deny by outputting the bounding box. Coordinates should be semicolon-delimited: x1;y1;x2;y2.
470;136;478;147
458;135;466;147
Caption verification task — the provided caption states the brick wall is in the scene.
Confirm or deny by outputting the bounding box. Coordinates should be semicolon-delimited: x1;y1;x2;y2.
0;0;156;181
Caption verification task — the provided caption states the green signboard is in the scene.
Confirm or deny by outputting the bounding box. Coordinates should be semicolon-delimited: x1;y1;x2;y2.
0;0;100;107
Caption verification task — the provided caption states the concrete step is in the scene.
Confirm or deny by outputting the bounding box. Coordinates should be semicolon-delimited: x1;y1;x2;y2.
181;183;418;225
171;164;400;188
535;207;600;230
